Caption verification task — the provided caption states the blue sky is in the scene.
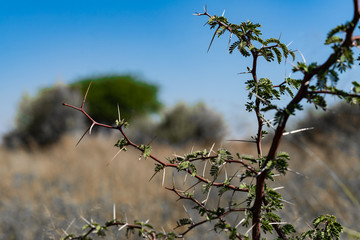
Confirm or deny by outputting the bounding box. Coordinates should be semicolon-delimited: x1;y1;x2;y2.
0;0;358;139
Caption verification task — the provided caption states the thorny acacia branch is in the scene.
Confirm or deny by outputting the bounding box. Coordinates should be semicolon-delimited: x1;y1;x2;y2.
255;0;360;239
62;1;359;239
63;91;252;193
63;83;253;238
196;1;360;239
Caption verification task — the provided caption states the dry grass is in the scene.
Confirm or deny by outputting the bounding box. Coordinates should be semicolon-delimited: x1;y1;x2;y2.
0;135;187;239
276;134;360;237
0;127;359;239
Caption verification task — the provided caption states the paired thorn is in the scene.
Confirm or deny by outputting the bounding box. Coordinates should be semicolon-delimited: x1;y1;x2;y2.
64;81;115;146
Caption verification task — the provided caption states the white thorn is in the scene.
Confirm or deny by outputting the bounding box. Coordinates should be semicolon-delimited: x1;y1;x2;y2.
235;218;245;228
202;161;207;177
118;223;128;231
208;143;215;157
290;62;299;70
80;216;91;225
280;198;295;205
66;218;76;232
62;229;68;236
183;173;188;185
247;90;272;106
269;221;288;225
89;122;95;135
297;49;306;64
113;204;116;220
262;117;276;130
162;168;166;186
202;187;212;206
183;205;194;222
224;165;228;180
245;223;256;235
117;104;121;121
107;146;126;166
287;168;307;177
283;127;314;136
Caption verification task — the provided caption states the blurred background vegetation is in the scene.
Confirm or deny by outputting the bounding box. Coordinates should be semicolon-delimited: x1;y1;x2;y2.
0;76;359;239
3;84;86;149
3;75;226;149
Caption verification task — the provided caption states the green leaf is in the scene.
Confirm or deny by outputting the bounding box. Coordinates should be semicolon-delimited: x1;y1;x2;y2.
154;163;164;173
282;225;296;235
210;165;220;177
272;47;282;64
289;51;296;61
260;48;275;62
229;40;241;54
327;23;348;39
176;218;192;227
114;138;128;151
325;35;343;45
178;161;189;170
189;163;197;177
139;144;152;159
265;38;280;45
300;215;343;240
279;43;289;57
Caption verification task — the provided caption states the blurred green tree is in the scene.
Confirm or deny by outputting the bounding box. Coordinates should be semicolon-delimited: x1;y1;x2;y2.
70;75;162;124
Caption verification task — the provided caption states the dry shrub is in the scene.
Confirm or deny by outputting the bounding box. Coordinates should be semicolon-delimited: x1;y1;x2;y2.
3;84;85;149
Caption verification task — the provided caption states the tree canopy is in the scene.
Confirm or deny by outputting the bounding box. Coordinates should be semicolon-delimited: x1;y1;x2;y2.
71;75;162;124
